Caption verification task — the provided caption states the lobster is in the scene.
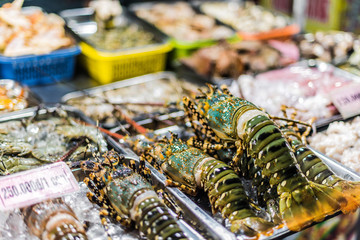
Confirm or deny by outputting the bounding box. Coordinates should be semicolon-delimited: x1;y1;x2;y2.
70;150;188;240
281;124;360;214
138;134;275;238
22;198;88;240
182;84;350;231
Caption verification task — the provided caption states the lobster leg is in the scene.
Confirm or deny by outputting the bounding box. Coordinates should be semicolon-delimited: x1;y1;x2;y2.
84;178;106;202
183;96;222;143
141;150;161;172
220;85;233;96
165;179;197;196
138;156;152;183
84;171;133;227
99;207;134;240
99;209;113;240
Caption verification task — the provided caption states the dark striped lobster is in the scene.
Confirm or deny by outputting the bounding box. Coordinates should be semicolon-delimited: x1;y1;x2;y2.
70;150;188;240
281;125;360;214
23;198;88;240
182;85;353;231
138;135;275;238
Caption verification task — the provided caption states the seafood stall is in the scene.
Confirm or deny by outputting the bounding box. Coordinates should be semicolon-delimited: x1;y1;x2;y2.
1;0;360;239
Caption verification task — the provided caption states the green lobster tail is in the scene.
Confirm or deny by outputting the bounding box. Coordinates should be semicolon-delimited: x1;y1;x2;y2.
136;196;187;240
201;158;275;236
279;182;346;231
289;137;360;213
334;181;360;213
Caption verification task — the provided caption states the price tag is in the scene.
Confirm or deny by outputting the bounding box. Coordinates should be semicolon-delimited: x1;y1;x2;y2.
0;162;79;210
330;82;360;119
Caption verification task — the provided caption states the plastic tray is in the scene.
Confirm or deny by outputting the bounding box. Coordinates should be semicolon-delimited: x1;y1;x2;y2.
129;1;240;62
0;46;80;86
60;7;172;84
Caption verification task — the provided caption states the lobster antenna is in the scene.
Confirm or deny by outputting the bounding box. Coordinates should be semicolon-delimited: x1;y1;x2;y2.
205;84;215;99
95;119;102;153
105;151;114;169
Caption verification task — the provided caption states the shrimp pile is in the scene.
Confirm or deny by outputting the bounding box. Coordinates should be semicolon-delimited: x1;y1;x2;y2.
0;0;72;57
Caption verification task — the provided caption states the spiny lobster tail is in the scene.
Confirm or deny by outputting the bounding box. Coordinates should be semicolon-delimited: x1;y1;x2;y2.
333;181;360;213
287;133;360;214
200;158;275;237
234;106;350;231
135;196;187;240
23;199;88;240
279;181;347;231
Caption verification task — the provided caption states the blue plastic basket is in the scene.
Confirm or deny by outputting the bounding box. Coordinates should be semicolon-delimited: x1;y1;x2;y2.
0;46;81;86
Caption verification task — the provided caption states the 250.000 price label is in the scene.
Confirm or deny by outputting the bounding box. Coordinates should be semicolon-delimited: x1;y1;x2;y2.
0;162;79;210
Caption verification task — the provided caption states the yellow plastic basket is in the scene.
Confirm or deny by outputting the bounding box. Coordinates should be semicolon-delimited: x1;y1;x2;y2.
79;41;173;84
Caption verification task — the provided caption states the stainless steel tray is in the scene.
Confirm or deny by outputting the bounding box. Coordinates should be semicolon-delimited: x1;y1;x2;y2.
106;123;360;240
61;72;181;101
307;115;360;179
61;71;203;129
309;147;360;182
0;105;201;240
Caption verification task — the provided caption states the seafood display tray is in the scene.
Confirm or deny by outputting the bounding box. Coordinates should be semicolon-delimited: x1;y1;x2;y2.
293;60;360;129
106;124;360;240
60;7;172;84
61;71;180;102
61;71;203;129
193;1;300;41
308;115;360;181
128;1;240;62
0;105;201;240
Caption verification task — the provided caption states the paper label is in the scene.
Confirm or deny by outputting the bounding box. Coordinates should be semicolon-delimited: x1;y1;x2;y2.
0;162;79;210
330;82;360;119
